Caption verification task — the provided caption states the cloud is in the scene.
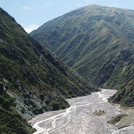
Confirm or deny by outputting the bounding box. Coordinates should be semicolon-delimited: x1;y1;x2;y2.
24;25;39;33
22;6;32;11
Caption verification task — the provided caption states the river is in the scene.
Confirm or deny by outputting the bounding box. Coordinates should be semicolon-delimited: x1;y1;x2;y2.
29;89;134;134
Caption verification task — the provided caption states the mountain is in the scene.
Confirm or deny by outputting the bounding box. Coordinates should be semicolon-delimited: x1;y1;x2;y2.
0;8;97;133
30;5;134;107
110;78;134;107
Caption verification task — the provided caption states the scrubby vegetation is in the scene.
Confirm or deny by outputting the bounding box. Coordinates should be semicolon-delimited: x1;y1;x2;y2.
0;7;97;133
0;87;34;134
107;114;127;125
93;109;105;116
109;79;134;107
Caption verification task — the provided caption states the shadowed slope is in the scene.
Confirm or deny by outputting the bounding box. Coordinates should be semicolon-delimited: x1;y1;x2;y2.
0;7;97;133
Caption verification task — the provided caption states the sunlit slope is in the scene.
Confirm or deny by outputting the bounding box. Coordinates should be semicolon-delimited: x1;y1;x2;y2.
31;5;134;107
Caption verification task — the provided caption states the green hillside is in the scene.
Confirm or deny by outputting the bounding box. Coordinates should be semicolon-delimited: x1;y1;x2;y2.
31;5;134;107
0;8;97;133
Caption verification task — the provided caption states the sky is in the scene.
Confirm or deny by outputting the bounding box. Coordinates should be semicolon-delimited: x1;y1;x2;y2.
1;0;134;33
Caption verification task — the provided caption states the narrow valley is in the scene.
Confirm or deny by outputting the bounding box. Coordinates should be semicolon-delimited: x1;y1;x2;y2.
1;3;134;134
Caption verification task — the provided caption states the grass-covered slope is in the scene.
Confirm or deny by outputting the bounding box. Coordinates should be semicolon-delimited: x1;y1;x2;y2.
110;79;134;107
31;5;134;107
0;8;97;133
30;5;134;88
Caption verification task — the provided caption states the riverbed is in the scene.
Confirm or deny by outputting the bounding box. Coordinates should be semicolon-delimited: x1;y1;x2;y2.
29;89;134;134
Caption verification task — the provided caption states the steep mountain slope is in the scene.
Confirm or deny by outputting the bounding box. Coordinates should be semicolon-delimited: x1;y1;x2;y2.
0;8;97;133
110;73;134;107
30;5;134;107
0;89;34;134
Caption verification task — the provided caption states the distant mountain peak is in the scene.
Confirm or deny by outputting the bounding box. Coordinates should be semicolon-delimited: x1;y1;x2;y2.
31;5;134;107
